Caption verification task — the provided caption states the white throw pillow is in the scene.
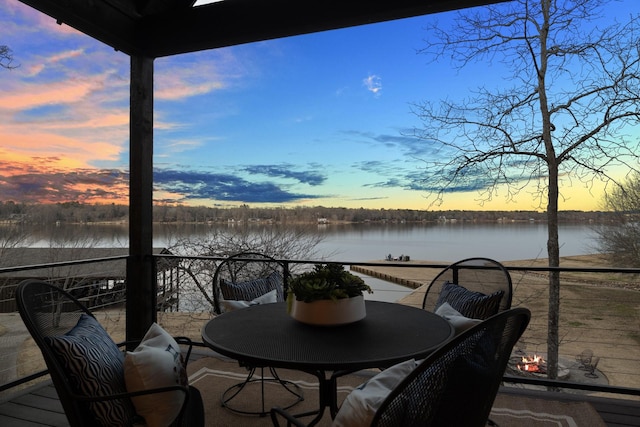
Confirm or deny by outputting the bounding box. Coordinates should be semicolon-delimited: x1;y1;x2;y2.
124;323;187;427
222;288;278;312
332;358;418;427
435;302;482;334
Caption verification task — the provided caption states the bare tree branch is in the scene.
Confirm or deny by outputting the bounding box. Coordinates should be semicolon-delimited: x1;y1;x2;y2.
411;0;640;379
0;45;17;69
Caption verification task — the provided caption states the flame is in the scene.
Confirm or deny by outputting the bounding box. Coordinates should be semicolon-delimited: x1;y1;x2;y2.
517;354;545;373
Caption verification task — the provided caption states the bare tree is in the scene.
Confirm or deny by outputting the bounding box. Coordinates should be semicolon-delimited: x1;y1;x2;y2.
594;172;640;266
167;226;329;313
1;45;17;69
412;0;640;378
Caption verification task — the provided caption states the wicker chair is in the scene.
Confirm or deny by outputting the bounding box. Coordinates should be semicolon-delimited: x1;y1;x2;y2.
212;252;303;416
272;307;531;427
422;257;513;317
15;279;204;427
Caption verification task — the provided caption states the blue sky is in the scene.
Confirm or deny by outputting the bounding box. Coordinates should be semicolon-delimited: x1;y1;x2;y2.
0;0;638;211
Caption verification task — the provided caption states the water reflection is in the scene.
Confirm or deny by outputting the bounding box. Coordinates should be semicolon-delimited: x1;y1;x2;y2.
20;222;598;304
26;221;597;262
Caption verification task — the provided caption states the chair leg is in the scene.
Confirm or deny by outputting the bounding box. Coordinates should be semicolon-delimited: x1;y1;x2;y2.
221;366;304;416
584;357;600;379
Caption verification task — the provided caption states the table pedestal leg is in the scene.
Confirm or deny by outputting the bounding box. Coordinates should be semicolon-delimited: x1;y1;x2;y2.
283;370;335;427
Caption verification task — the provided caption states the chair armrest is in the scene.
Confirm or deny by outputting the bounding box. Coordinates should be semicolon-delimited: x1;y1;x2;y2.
71;383;189;404
173;336;195;364
270;406;307;427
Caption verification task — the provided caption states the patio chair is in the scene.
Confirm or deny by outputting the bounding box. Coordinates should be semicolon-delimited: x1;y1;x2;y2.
271;307;531;427
422;257;513;331
212;252;303;416
15;279;204;427
576;349;594;370
212;251;289;315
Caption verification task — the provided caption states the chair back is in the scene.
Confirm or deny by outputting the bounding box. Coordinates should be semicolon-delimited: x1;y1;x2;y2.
212;251;288;314
422;257;513;313
15;279;101;426
372;307;531;427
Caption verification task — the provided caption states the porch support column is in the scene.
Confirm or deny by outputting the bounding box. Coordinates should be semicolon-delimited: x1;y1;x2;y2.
127;54;155;345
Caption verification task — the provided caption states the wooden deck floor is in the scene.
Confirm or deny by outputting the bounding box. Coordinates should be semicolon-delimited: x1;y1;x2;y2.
1;379;638;427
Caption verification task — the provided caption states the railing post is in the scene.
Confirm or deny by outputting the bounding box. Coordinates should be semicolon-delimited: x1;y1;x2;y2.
283;261;290;299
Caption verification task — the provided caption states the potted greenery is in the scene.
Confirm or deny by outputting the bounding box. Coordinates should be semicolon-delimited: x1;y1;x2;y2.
287;263;373;325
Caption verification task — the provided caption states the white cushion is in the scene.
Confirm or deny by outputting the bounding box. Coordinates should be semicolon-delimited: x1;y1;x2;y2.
435;302;482;334
332;358;417;427
124;323;187;427
222;289;278;312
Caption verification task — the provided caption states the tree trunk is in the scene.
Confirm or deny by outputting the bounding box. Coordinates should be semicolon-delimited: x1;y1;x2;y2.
538;0;560;380
546;164;561;380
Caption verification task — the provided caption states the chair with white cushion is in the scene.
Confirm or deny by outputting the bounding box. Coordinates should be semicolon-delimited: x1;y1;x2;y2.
423;257;513;334
15;279;204;427
271;307;531;427
212;251;288;315
212;252;303;416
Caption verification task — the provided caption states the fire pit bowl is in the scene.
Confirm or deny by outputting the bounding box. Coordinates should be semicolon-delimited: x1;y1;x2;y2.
509;353;571;380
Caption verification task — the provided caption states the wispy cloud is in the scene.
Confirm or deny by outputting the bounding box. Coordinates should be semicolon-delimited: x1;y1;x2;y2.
342;130;436;157
363;74;382;96
154;168;323;203
242;164;326;186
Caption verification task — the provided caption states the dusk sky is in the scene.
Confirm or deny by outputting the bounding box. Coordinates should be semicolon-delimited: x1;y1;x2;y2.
1;0;638;211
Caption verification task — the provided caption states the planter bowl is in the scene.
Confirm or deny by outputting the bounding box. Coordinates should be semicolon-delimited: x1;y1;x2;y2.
290;295;366;326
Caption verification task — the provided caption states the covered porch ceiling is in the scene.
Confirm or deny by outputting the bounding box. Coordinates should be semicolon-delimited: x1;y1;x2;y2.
17;0;509;58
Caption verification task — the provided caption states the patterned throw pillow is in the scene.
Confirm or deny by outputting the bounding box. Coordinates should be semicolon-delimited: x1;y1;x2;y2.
220;270;284;303
45;314;136;427
435;281;504;320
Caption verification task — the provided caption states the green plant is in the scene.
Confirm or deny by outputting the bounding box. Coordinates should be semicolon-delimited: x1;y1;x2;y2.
288;263;372;303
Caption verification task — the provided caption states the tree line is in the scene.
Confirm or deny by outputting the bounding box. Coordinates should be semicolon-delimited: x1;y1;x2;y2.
0;200;615;225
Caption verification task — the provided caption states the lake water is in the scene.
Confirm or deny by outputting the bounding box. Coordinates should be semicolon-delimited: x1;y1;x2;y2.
313;222;597;262
30;221;598;261
309;222;598;302
27;221;599;303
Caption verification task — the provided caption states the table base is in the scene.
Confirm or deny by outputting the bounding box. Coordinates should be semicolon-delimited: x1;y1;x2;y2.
221;366;304;417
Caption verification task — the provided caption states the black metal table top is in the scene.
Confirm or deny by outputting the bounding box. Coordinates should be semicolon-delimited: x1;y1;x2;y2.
202;301;454;372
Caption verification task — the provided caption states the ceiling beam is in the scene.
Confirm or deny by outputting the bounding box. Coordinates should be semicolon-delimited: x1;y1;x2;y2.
18;0;510;58
18;0;142;55
144;0;510;57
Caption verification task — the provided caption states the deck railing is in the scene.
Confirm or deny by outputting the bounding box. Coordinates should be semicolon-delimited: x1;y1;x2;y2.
1;254;639;401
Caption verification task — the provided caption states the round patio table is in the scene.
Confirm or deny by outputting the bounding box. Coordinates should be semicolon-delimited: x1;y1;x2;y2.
202;300;454;425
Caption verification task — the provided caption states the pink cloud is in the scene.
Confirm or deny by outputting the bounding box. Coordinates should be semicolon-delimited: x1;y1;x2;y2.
0;80;95;110
0;128;123;164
